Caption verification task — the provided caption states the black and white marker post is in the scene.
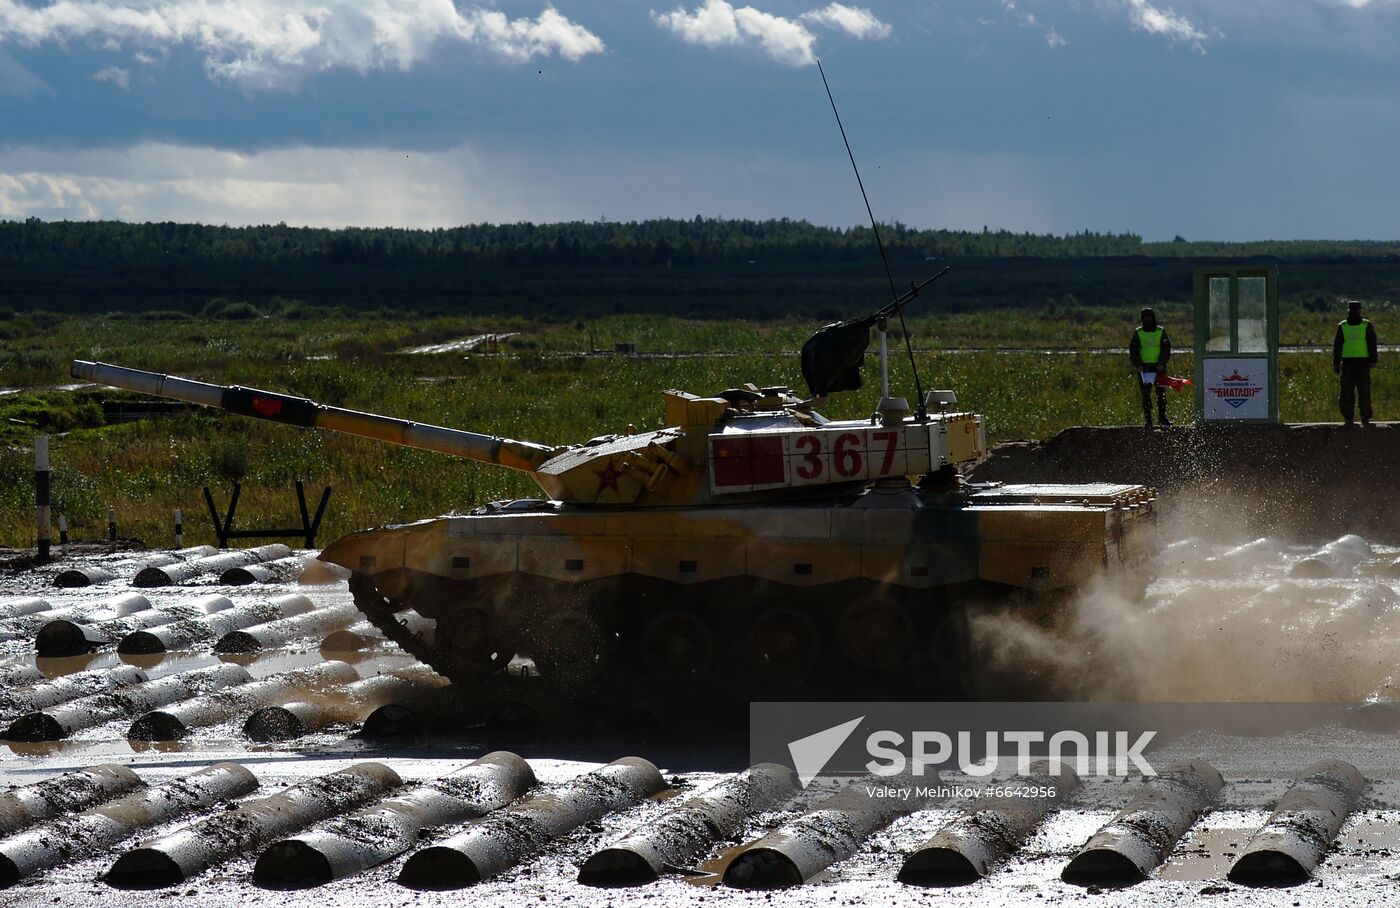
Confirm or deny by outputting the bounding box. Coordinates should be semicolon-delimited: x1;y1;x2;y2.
174;509;183;548
58;516;68;556
34;437;51;564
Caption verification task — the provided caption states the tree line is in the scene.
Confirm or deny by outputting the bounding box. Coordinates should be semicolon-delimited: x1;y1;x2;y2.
0;217;1155;266
2;217;1397;318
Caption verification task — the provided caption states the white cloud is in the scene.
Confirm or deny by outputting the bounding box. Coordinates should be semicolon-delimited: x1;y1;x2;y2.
733;6;818;64
1000;0;1067;48
800;4;891;40
0;144;498;225
0;1;604;91
1121;0;1218;50
93;64;130;88
653;0;743;45
653;0;842;66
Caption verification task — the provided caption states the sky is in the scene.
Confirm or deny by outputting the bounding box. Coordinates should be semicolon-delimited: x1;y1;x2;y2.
0;0;1398;239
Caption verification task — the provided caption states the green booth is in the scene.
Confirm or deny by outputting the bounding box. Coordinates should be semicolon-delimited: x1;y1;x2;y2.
1193;265;1280;424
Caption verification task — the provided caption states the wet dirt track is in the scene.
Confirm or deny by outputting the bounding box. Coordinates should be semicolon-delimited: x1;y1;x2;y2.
3;545;1400;907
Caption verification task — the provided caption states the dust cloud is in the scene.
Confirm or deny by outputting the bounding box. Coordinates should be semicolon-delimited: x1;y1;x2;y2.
970;519;1400;702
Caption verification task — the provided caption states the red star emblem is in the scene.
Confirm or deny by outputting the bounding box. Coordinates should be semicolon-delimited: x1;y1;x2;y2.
594;460;625;494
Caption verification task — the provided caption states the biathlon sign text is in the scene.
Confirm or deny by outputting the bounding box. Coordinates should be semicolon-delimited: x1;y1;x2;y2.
1202;358;1270;420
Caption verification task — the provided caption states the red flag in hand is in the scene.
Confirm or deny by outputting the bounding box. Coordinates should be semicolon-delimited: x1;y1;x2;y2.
1155;372;1192;391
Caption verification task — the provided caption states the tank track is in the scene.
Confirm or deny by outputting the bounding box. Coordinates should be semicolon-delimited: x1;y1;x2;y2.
348;573;469;686
348;572;689;725
349;570;993;704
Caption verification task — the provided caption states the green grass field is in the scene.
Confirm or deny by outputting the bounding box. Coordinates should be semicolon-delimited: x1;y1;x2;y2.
0;308;1388;548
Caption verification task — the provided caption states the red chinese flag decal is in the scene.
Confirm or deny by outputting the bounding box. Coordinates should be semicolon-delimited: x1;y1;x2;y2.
711;437;752;487
749;436;785;485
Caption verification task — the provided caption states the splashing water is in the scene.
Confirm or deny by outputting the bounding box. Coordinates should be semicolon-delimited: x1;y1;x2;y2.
970;533;1400;702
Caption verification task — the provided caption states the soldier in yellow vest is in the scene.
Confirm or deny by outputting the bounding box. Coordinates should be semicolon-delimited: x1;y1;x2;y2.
1332;299;1378;426
1129;307;1172;428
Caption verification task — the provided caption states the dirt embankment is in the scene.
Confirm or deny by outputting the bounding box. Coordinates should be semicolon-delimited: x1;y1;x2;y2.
971;424;1400;542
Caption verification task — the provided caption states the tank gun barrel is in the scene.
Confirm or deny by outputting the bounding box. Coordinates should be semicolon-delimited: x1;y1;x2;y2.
71;361;558;473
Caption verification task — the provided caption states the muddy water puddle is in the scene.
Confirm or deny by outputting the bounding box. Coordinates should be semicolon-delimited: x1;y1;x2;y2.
35;652;119;677
2;736;286;760
1159;825;1256;881
215;648;339;677
1327;813;1400;874
119;652;220;674
1;738;81;758
6;648;331;681
686;842;745;886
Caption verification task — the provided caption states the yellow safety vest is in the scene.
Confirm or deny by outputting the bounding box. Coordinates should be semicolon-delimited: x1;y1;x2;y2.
1136;327;1163;365
1341;320;1369;359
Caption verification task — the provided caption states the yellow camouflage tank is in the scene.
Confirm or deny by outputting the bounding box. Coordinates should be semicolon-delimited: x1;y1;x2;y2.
72;360;1155;702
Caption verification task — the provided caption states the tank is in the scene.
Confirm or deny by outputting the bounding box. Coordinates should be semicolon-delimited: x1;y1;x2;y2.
70;353;1155;702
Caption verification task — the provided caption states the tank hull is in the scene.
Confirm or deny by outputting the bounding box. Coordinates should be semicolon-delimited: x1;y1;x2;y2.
323;483;1155;701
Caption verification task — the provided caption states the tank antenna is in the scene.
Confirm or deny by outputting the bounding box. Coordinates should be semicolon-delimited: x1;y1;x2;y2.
817;58;927;418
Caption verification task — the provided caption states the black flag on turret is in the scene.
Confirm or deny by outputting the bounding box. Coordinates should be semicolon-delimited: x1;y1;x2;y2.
800;316;875;397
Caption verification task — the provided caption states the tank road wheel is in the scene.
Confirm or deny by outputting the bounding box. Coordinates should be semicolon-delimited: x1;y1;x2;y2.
747;607;822;685
641;610;716;686
535;611;614;686
837;595;913;674
437;607;514;678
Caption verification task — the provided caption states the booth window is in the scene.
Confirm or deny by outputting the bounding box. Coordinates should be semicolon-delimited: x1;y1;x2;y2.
1237;276;1268;353
1207;276;1231;351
